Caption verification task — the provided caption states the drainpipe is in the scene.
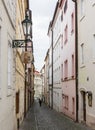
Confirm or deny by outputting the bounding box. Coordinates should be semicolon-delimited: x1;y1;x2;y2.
72;0;78;122
51;29;53;109
27;0;29;9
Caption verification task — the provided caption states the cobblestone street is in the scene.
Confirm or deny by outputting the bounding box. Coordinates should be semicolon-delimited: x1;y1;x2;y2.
19;100;93;130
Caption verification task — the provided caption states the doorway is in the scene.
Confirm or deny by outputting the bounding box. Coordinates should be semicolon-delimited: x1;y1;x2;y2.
16;92;19;129
81;91;86;122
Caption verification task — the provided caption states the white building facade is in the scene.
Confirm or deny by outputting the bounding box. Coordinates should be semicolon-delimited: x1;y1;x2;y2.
78;0;95;129
48;45;53;107
0;0;16;130
44;50;49;105
52;2;62;112
48;22;53;108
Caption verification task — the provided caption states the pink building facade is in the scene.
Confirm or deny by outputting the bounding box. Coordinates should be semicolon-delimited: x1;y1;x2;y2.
60;0;76;120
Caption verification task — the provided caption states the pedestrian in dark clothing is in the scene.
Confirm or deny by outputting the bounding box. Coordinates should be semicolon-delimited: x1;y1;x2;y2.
39;99;42;107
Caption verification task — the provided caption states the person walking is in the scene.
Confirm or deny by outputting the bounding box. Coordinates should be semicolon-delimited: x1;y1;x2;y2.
39;98;42;107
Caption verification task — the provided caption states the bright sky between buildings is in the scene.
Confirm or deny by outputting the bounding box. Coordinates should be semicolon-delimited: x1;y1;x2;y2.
29;0;57;71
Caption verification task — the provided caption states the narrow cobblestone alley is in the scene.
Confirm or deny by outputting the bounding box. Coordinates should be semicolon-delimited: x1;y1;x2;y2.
19;100;93;130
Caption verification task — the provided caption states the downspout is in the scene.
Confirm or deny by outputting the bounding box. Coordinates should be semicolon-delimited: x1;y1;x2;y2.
27;0;29;9
51;28;53;109
72;0;78;122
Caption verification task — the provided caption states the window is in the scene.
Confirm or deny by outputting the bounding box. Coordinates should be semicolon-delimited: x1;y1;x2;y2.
72;97;75;114
61;11;63;21
81;0;85;16
0;27;1;98
8;41;12;88
64;60;68;79
81;43;84;64
91;0;95;6
65;95;69;109
61;35;63;48
71;13;74;34
16;92;19;113
72;55;74;77
64;0;68;13
61;64;63;81
64;25;68;44
93;35;95;60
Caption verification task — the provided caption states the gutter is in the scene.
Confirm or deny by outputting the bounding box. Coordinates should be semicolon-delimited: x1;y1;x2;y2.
72;0;78;122
27;0;29;9
51;1;59;27
51;28;53;109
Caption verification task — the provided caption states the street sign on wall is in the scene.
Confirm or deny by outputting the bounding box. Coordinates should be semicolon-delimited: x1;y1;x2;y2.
12;40;32;48
12;40;25;48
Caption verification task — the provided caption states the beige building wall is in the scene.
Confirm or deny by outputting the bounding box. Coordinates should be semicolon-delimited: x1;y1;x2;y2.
15;0;28;128
0;0;16;130
31;63;35;103
15;51;25;126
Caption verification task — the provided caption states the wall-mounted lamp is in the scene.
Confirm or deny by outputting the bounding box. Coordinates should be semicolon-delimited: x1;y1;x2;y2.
22;15;32;37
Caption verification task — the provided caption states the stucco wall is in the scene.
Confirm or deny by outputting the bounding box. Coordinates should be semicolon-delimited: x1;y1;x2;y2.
0;0;16;130
78;1;95;129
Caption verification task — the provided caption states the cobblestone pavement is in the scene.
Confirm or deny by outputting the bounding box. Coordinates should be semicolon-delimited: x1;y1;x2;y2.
19;100;93;130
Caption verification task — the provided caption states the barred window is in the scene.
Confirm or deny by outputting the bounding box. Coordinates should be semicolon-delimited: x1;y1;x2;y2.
8;41;12;88
64;0;68;13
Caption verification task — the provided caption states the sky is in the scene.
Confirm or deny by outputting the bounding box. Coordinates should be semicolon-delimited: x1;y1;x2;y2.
29;0;57;71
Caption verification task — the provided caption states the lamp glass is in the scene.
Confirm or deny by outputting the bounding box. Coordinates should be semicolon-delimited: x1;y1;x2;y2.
22;18;32;36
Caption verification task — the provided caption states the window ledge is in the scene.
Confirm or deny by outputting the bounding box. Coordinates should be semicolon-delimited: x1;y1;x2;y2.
71;29;74;35
92;60;95;64
7;94;12;97
64;77;68;80
7;87;12;97
92;3;95;7
80;64;85;68
64;107;68;110
61;78;64;82
0;90;1;99
72;112;74;115
71;75;75;79
64;39;68;44
80;15;85;22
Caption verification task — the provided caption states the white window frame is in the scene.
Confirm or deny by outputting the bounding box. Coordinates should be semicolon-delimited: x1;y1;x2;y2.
91;0;95;6
81;0;85;15
61;35;63;49
80;43;85;66
80;0;85;19
8;41;12;88
71;12;74;34
92;34;95;62
72;54;74;77
61;64;63;81
0;26;1;98
64;60;68;79
64;25;68;44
